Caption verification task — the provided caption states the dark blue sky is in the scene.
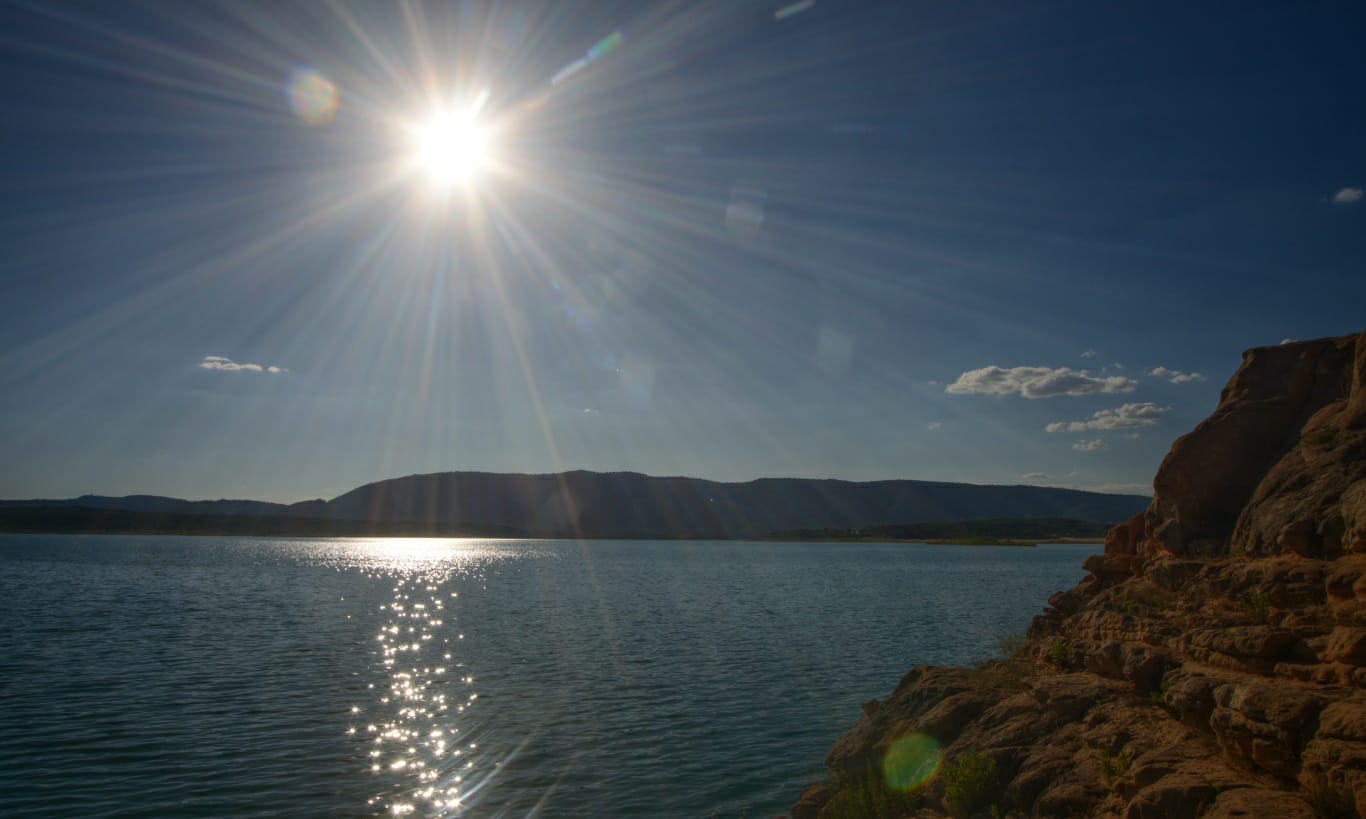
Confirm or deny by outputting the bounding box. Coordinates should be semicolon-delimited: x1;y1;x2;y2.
1;0;1362;501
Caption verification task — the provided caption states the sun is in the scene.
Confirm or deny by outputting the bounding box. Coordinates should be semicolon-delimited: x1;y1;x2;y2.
408;109;491;189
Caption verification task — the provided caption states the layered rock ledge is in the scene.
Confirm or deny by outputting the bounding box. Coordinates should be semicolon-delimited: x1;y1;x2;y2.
794;332;1366;818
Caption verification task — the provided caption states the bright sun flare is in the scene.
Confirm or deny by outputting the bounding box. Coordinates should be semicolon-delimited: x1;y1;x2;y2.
410;110;490;188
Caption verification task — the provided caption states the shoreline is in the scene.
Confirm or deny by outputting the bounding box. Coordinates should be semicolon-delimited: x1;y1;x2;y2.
0;528;1105;547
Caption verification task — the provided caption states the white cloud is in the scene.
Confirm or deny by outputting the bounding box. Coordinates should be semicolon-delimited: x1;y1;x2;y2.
1047;402;1170;433
945;366;1136;398
1080;350;1097;359
1073;438;1108;451
198;355;286;374
1332;186;1363;205
1148;366;1206;384
926;422;943;431
1280;338;1298;345
1020;472;1049;480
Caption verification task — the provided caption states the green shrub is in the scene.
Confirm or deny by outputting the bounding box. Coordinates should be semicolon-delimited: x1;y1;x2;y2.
821;770;921;819
942;749;997;817
1047;639;1072;666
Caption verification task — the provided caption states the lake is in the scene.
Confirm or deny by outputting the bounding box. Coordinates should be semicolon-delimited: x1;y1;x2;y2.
0;535;1093;817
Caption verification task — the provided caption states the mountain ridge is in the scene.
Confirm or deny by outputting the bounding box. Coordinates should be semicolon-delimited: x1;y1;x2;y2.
0;471;1148;539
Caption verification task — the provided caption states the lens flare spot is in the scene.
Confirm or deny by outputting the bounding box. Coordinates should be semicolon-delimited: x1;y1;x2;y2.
882;733;942;792
588;31;623;61
775;0;815;21
288;69;339;125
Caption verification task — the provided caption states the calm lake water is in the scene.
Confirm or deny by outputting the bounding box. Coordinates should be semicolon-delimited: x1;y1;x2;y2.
0;535;1093;817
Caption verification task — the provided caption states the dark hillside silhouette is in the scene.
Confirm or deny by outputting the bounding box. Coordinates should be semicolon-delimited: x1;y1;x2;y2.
1;471;1147;538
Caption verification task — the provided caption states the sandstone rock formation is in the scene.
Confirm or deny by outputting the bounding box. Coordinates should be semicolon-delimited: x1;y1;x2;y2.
794;332;1366;818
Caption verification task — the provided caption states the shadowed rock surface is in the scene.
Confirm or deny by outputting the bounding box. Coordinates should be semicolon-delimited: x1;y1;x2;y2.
795;332;1366;818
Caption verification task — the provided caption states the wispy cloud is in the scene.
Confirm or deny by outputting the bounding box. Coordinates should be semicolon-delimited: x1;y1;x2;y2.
1020;472;1049;480
1089;482;1152;496
1080;350;1097;359
1332;186;1363;205
1047;402;1169;433
946;366;1136;398
1148;366;1205;384
198;355;286;374
1280;338;1298;345
1073;438;1108;451
926;422;943;431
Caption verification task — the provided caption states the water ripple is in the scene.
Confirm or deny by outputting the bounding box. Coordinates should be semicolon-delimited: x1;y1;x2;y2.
0;534;1089;816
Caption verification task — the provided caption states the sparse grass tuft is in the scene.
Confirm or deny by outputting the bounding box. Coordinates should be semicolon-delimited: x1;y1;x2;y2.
970;658;1030;691
1099;748;1130;784
942;749;998;817
1122;584;1174;616
996;630;1029;660
1243;589;1272;624
821;770;922;819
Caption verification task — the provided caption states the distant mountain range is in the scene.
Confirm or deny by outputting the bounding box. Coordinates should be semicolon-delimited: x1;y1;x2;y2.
0;470;1148;539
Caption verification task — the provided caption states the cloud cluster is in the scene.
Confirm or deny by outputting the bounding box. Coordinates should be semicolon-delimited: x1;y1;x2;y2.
1020;472;1049;481
1073;438;1107;451
1046;402;1169;433
199;355;286;374
1332;186;1363;205
1148;366;1205;384
945;366;1136;398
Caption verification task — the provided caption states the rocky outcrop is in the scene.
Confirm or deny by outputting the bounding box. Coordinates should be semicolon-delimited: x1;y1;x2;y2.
795;332;1366;818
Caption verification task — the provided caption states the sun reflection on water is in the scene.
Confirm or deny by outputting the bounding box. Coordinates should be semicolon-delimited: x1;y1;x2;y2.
313;538;546;815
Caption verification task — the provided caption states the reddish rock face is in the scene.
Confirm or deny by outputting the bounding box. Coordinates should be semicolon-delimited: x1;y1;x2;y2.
1119;334;1363;562
798;331;1366;819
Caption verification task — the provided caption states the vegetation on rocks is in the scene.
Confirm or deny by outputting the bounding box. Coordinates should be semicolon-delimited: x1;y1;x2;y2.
941;749;997;817
793;332;1366;819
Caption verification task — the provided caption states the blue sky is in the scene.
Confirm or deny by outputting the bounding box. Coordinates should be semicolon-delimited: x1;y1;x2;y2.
1;0;1362;502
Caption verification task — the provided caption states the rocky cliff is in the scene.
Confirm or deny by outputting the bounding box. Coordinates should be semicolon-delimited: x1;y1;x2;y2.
795;332;1366;818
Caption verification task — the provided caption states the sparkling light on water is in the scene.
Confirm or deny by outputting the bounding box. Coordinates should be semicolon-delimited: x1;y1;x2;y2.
0;536;1089;816
323;538;542;815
